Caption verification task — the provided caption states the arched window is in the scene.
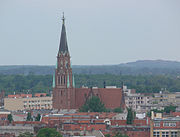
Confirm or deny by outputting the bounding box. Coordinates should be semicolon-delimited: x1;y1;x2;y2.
58;76;60;85
61;76;63;84
64;75;66;84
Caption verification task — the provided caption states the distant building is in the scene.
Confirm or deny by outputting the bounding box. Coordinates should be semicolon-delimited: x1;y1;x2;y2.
4;93;52;111
124;85;152;113
0;90;5;107
153;91;180;106
150;112;180;137
52;15;125;110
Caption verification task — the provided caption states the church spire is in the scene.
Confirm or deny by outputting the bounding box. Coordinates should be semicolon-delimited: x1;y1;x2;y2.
58;13;69;54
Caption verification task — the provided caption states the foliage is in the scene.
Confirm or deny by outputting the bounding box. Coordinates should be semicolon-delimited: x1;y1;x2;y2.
147;109;164;117
1;74;180;94
0;74;52;95
79;96;107;112
18;132;33;137
113;107;123;113
37;128;62;137
164;105;177;113
126;108;135;124
7;114;13;123
26;112;33;121
105;134;111;137
113;132;129;137
35;114;41;121
147;105;177;117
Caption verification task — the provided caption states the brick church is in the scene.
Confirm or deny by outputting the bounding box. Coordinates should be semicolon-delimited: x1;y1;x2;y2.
52;15;124;110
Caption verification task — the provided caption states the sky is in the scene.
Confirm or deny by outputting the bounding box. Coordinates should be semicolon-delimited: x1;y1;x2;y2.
0;0;180;65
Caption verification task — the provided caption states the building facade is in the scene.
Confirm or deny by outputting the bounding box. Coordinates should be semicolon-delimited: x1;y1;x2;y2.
150;112;180;137
52;16;125;110
124;86;152;113
4;94;52;111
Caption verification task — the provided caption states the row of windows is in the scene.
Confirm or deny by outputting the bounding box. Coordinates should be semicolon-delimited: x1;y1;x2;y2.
23;100;51;103
58;75;66;85
129;97;149;100
128;101;144;104
154;122;176;127
24;104;52;108
153;131;177;137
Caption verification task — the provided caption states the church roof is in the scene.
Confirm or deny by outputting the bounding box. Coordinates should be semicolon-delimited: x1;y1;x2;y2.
59;14;69;54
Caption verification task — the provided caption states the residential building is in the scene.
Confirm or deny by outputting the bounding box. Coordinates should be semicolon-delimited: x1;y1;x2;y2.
4;94;52;111
150;112;180;137
124;86;152;113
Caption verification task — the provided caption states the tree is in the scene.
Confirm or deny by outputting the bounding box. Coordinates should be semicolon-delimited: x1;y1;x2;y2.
113;107;123;113
35;114;41;121
126;108;135;124
79;96;107;112
147;109;164;117
37;128;62;137
18;132;33;137
113;132;129;137
105;134;111;137
26;112;33;121
164;105;177;113
7;114;13;123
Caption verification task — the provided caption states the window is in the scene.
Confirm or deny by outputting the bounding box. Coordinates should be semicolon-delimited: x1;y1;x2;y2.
61;76;63;84
162;132;169;137
64;75;65;84
163;122;176;127
170;123;176;127
154;122;160;127
153;131;160;137
171;132;177;137
58;76;60;84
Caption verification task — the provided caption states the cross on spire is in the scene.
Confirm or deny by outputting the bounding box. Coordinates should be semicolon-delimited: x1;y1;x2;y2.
62;12;65;24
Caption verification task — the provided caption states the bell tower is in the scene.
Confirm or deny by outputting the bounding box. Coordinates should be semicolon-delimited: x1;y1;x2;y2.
53;14;75;110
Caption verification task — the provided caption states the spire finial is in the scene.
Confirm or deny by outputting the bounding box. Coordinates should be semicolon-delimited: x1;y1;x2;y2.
62;12;65;24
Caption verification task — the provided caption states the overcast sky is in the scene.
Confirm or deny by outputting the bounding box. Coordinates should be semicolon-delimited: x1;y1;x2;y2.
0;0;180;65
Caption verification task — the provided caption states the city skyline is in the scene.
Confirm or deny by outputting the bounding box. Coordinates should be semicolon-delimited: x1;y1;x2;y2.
0;0;180;65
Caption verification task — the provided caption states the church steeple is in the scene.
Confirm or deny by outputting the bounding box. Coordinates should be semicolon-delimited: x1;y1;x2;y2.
55;13;73;88
53;14;75;110
58;13;69;54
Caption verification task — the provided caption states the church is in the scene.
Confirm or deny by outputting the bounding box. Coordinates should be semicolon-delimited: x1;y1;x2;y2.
52;15;124;110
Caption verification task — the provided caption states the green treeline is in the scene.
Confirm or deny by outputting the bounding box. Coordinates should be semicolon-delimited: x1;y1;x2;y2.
75;74;180;93
1;74;180;95
0;75;52;95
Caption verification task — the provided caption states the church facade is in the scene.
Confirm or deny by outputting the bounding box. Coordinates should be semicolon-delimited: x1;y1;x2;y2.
52;16;124;110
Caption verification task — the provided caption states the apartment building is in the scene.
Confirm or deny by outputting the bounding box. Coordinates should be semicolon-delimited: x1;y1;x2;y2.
4;93;52;111
150;112;180;137
124;86;152;113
